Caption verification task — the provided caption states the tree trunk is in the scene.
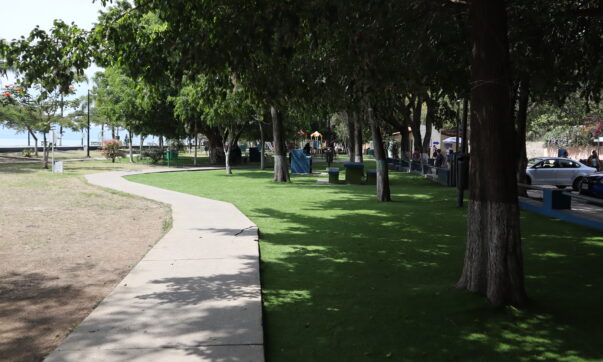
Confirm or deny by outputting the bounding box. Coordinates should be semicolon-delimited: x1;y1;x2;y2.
347;112;356;162
422;100;434;156
194;121;198;166
223;127;235;175
367;100;391;202
271;105;290;182
259;119;266;170
410;96;423;152
28;128;38;156
353;112;363;163
400;105;411;160
159;136;163;149
224;138;232;174
456;0;527;306
206;130;225;164
128;130;134;162
42;133;48;169
111;126;116;139
516;78;530;197
139;135;144;159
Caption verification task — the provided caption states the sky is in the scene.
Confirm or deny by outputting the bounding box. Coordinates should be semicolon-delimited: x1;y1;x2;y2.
0;1;112;145
0;0;108;94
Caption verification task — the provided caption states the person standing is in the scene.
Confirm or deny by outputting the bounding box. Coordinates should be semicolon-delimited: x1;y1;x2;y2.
587;150;601;171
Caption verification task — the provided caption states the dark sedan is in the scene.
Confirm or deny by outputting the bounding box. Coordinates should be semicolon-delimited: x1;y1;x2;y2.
579;173;603;198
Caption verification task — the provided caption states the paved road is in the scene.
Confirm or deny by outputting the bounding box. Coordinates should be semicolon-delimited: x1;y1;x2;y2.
45;168;264;362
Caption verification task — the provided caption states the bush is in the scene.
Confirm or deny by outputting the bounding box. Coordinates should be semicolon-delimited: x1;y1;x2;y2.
143;148;165;164
101;139;125;163
168;139;185;152
21;149;34;158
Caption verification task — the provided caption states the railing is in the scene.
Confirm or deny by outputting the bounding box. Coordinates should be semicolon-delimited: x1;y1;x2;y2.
517;183;602;231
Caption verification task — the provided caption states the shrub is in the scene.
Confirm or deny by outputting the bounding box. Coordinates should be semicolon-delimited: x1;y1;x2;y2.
101;139;125;163
168;139;185;152
21;149;34;158
143;148;165;164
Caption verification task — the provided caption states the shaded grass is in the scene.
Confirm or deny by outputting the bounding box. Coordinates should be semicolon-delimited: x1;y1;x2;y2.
127;166;603;362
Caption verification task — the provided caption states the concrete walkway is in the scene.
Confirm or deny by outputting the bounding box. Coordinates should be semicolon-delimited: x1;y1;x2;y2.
46;169;264;362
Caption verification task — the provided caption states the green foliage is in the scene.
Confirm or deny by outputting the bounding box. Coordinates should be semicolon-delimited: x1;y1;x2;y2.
142;148;165;164
21;149;34;158
167;139;185;152
101;139;125;163
528;92;603;141
3;20;90;95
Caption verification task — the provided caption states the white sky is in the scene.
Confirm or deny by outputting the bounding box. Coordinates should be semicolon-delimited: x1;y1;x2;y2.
1;0;108;95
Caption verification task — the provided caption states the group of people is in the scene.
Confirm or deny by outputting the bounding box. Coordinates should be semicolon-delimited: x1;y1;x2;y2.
433;148;455;168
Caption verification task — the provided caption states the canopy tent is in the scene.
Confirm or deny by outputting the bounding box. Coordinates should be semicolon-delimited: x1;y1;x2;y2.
443;137;463;144
310;131;323;139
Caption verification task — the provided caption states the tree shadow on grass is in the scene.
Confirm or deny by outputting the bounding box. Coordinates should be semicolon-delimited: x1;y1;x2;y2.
130;168;603;361
248;187;603;361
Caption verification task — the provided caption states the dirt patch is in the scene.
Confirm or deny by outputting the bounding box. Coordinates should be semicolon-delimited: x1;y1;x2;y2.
0;160;171;362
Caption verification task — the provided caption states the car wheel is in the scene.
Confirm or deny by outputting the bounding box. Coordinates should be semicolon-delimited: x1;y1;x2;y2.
572;177;582;191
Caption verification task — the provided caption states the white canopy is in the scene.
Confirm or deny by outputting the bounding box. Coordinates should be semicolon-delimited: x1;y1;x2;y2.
442;137;462;144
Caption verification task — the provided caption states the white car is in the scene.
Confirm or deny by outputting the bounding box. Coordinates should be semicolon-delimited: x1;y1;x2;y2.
526;157;597;190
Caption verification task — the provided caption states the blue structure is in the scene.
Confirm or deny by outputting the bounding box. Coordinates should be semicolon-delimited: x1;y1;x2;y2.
291;149;312;174
518;185;603;231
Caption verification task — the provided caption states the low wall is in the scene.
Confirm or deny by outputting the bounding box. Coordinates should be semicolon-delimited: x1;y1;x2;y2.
544;146;602;161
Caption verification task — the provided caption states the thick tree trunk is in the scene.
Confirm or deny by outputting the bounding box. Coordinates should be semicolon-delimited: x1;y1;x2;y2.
422;100;434;156
347;112;356;162
128;130;134;162
353;112;363;163
271;105;290;182
410;96;423;152
456;0;527;306
367;101;391;202
206;130;225;165
516;78;530;197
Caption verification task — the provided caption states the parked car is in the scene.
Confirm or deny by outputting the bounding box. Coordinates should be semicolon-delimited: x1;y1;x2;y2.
526;157;596;190
578;173;603;198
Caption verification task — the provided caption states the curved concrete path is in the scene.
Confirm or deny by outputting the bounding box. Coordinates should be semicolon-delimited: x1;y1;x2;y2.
46;169;264;362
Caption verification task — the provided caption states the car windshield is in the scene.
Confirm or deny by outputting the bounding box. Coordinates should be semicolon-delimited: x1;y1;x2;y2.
527;158;543;167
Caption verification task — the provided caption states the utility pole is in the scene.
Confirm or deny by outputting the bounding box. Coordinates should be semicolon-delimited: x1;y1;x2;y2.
87;90;91;158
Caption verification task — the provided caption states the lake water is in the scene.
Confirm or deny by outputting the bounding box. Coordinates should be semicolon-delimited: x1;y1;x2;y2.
0;125;159;147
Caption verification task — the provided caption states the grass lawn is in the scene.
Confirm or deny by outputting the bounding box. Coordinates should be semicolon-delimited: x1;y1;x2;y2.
127;164;603;361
